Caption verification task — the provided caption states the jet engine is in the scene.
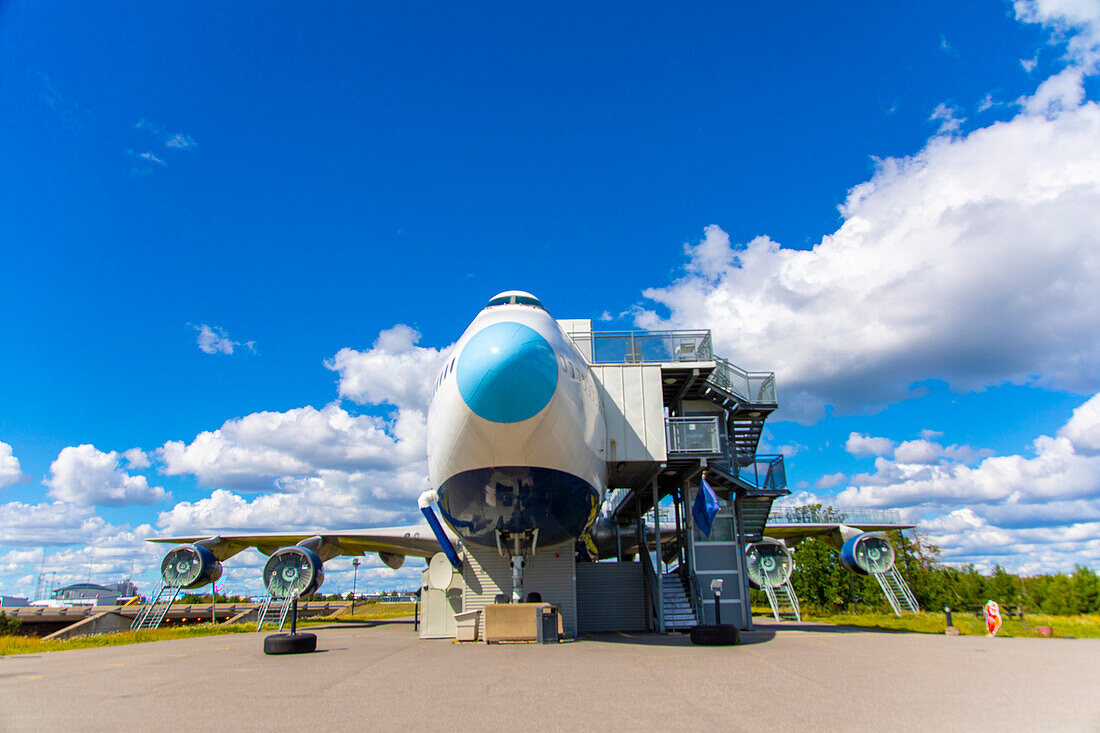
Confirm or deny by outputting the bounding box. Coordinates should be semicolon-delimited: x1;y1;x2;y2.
839;532;895;575
745;538;794;589
263;546;325;599
160;544;223;589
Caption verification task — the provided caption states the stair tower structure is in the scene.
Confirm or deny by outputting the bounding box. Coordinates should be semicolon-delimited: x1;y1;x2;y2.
561;321;788;633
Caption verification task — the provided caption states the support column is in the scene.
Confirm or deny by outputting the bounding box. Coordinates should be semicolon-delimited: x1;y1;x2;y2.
653;475;664;633
635;489;651;632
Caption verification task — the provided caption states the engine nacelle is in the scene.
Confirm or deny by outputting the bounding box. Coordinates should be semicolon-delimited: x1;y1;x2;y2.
378;552;405;570
263;546;325;599
161;544;223;589
745;538;794;589
839;532;896;576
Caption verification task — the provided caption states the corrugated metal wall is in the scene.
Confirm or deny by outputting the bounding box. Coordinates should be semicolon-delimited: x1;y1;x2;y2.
462;542;578;637
592;364;667;463
576;561;647;633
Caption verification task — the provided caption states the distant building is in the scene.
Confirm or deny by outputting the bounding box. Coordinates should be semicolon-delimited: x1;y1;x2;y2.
0;595;29;607
52;581;136;605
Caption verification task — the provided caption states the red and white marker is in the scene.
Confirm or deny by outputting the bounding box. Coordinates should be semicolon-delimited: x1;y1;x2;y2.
985;600;1003;636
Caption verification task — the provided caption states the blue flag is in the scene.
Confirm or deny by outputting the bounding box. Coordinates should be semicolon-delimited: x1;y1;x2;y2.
692;475;720;537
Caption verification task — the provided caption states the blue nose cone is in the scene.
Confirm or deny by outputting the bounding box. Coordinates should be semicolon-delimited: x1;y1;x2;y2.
457;322;558;423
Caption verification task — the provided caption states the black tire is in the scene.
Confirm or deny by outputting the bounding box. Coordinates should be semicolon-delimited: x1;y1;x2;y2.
263;632;317;655
689;624;740;646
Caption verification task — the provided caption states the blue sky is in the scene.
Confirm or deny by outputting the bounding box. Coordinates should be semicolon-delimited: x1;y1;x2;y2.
2;1;1100;596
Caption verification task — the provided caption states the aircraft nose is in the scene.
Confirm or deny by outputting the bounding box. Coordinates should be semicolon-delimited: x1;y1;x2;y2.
456;322;558;423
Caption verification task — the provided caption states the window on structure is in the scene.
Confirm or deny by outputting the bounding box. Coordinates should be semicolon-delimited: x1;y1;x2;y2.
514;296;546;310
487;296;511;307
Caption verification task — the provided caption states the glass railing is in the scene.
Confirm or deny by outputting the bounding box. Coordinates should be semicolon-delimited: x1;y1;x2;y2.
708;357;778;405
728;454;786;492
665;416;722;455
573;330;714;365
766;507;904;525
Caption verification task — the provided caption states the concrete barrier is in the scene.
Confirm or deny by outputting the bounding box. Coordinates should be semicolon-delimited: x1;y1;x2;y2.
42;611;133;641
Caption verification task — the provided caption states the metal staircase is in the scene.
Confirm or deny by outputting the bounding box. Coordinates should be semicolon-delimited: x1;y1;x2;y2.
763;580;801;622
873;567;919;615
131;582;181;630
661;573;698;630
256;594;293;632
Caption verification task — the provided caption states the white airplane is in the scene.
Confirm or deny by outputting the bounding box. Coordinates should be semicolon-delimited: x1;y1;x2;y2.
151;291;607;602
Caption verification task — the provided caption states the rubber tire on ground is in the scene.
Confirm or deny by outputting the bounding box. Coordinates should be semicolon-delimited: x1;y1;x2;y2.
263;632;317;655
690;624;740;646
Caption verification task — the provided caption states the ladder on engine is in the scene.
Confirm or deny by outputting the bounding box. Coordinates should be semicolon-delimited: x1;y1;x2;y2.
255;594;293;632
763;580;801;622
131;582;181;630
873;567;919;615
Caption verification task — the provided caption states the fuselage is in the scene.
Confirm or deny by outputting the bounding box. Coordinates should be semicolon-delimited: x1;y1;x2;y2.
426;291;606;549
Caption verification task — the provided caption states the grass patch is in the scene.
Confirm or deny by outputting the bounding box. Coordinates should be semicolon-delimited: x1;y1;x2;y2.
0;623;254;656
305;602;416;624
777;610;1100;638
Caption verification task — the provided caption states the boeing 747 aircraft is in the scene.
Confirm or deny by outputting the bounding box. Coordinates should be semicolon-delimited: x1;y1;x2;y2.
152;291;608;603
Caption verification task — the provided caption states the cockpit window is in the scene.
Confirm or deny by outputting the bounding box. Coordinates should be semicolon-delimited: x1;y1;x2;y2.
485;294;547;310
514;296;545;309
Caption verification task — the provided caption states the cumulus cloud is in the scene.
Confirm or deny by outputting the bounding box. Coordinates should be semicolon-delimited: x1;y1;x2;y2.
637;95;1100;421
157;402;426;492
846;433;896;456
156;482;412;536
815;472;846;489
0;442;29;488
46;444;168;506
0;500;116;545
828;393;1100;570
326;325;451;412
123;448;151;469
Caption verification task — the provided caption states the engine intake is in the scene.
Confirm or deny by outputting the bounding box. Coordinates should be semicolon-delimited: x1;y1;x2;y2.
161;544;223;589
745;538;794;589
839;532;895;575
263;547;325;599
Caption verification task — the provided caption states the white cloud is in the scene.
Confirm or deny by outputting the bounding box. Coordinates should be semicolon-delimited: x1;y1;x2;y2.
123;448;151;469
793;394;1100;572
326;325;451;412
815;472;846;489
845;433;896;456
164;133;198;150
157;402;426;491
156;482;412;536
134;118;163;134
892;438;993;465
0;500;114;545
139;151;166;167
0;442;29;488
194;324;242;355
1060;390;1100;453
930;102;965;134
46;444;168;506
636;92;1100;421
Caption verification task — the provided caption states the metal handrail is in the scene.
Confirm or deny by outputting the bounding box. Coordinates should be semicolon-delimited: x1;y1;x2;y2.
712;454;787;492
638;528;661;631
665;416;722;455
767;507;904;525
708;357;778;405
574;329;715;365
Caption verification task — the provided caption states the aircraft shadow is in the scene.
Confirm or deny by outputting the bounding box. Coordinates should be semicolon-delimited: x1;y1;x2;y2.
579;628;777;647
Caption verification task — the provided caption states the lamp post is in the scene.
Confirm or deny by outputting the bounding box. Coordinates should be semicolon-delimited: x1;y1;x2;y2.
351;558;361;612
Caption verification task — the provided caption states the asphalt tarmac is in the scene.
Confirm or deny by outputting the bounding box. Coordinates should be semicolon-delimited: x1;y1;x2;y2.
1;618;1097;732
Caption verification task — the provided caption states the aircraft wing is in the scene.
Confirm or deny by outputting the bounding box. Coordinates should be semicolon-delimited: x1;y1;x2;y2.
763;522;914;542
148;523;451;564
